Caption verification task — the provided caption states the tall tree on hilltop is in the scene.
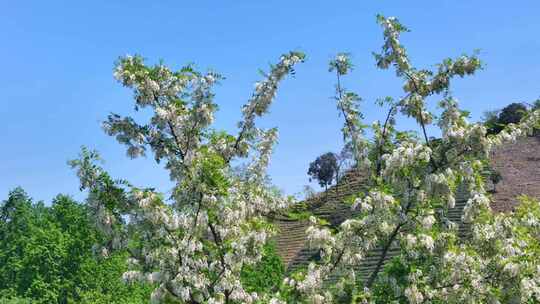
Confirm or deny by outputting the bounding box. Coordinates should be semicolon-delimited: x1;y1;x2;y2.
308;152;339;192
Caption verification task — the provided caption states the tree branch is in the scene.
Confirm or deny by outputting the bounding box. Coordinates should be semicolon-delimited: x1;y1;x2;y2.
364;181;415;288
167;121;186;160
403;71;439;171
376;105;396;176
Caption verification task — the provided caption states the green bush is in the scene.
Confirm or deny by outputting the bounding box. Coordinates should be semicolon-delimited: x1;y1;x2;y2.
241;242;285;293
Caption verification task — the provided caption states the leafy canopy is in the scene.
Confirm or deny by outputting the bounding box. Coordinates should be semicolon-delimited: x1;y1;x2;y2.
307;152;339;189
0;188;153;303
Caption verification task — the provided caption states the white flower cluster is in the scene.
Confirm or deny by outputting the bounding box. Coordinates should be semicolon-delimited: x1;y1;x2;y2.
306;222;335;251
403;233;435;255
382;141;431;180
462;191;491;223
375;16;411;74
437;99;491;163
235;52;305;158
521;271;540;302
113;55;187;108
399;93;434;125
425;169;456;209
404;285;424;304
329;52;353;75
490;109;540;147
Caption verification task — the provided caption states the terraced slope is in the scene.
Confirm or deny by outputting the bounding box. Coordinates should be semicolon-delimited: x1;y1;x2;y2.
490;135;540;212
325;183;474;285
272;173;473;283
273;134;540;285
273;171;367;269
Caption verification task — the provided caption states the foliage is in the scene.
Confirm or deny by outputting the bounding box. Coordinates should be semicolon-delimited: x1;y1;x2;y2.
308;152;339;190
533;99;540;111
76;252;154;304
240;242;285;294
484;102;531;134
0;188;152;303
286;210;314;221
482;110;500;135
0;296;32;304
498;103;529;126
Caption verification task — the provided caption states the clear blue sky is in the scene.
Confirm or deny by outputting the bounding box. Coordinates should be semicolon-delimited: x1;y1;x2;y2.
2;1;539;203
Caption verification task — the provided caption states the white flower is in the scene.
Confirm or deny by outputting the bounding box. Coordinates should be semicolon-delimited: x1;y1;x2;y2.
146;272;162;283
447;195;456;209
419;234;435;252
380;221;393;234
122;271;142;283
421;215;436;229
404;285;424;304
503;262;519;277
405;234;417;247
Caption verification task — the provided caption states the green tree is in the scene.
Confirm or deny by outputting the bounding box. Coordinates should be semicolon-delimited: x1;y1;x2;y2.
0;188;152;303
0;188;62;302
498;102;528;126
308;152;339;191
482;110;500;135
240;242;285;294
484;102;529;134
533;99;540;111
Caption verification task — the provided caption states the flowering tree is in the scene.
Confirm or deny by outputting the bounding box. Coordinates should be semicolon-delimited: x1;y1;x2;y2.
279;15;540;303
70;52;305;303
69;14;540;304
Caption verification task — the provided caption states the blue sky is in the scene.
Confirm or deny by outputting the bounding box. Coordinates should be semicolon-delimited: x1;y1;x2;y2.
1;0;539;203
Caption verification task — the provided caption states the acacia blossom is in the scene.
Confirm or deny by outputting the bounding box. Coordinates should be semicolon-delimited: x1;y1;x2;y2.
70;14;540;304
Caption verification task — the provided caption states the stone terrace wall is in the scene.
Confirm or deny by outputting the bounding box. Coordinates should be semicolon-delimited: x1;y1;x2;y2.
490;134;540;212
272;171;367;268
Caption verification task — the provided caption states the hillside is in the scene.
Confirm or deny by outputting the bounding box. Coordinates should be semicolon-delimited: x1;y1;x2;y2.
490;134;540;212
272;134;540;284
